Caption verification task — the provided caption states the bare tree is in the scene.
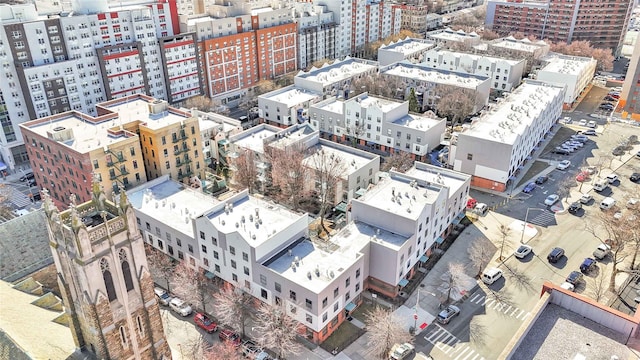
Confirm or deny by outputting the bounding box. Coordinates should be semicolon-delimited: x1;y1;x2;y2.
239;80;278;111
469;319;488;347
184;95;219;113
230;149;258;193
498;224;512;261
501;264;534;293
557;176;576;203
588;269;609;302
203;342;243;360
441;262;467;304
212;287;254;338
364;305;413;359
549;40;614;71
253;302;304;359
0;184;14;219
381;152;415;173
434;87;477;131
585;211;631;292
170;261;210;313
266;144;309;209
310;148;347;234
144;243;176;293
467;237;495;277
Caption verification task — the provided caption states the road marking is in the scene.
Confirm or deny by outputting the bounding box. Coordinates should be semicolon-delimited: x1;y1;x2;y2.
493;302;504;311
522;312;531;320
516;309;525;319
462;351;475;360
503;305;512;314
470;294;483;304
454;347;470;360
509;307;520;316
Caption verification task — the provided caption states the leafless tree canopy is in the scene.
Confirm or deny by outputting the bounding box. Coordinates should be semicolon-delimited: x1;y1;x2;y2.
144;243;176;293
497;224;512;261
441;262;467;303
467;237;495;277
381;152;415;173
549;40;614;71
184;95;225;114
588;269;609;302
434;87;476;128
231;149;258;193
170;261;210;313
253;302;304;359
311;148;347;233
349;74;406;100
266;144;309;209
202;341;243;360
212;287;254;337
364;305;413;359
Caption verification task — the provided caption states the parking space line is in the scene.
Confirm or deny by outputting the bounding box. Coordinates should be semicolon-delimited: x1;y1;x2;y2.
509;307;520;316
462;350;475;360
454;347;470;360
516;309;525;319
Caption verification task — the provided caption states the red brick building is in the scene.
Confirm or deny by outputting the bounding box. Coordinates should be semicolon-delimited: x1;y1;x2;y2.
485;0;634;55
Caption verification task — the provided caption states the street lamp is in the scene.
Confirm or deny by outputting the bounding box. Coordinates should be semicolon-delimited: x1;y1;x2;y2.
520;207;545;244
413;289;438;332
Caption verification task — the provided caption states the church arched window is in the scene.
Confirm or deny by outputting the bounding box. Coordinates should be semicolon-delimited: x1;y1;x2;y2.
119;249;135;292
100;258;117;302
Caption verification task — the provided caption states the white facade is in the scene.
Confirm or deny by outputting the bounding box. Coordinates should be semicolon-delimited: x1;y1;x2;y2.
451;80;566;188
294;3;338;69
422;48;526;92
377;38;436;67
426;27;481;48
536;54;597;104
193;109;243;168
313;0;353;57
489;36;550;61
258;85;322;126
380;61;491;114
309;92;447;159
293;57;379;97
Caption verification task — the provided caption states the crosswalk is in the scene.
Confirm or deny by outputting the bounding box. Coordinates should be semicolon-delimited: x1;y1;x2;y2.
526;211;556;227
423;325;485;360
467;293;531;321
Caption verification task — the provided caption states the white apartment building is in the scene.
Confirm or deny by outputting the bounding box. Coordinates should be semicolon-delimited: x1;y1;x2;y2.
377;38;436;67
422;48;526;92
380;61;491;114
192;109;243;169
293;57;379;98
257;85;322;127
488;36;550;62
426;28;481;48
309;92;447;162
293;3;338;69
128;160;470;343
536;54;597;105
451;80;566;192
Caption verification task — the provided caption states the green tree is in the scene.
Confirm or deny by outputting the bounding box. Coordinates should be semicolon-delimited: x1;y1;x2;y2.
408;88;420;113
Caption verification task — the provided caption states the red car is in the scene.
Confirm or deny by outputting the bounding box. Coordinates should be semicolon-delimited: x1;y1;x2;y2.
194;312;218;333
576;171;589;182
219;328;241;346
466;198;477;209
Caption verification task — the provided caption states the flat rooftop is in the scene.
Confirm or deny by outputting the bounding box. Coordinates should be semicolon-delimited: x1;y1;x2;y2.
514;303;634;359
392;113;443;131
356;94;404;113
381;38;435;55
303;143;374;177
357;173;441;221
461;81;563;145
264;221;407;293
232;126;279;154
268;124;316;150
540;54;594;75
296;57;378;87
206;196;302;247
428;28;479;42
128;179;219;237
260;87;320;107
405;164;469;196
427;49;521;65
104;98;191;131
491;38;547;53
313;98;344;114
382;62;488;89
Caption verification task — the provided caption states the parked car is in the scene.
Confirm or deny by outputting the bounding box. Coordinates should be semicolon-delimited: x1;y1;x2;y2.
553;148;571;155
169;297;192;317
630;173;640;182
482;268;503;285
568;202;582;214
585;166;598;175
578;119;588;126
514;245;532;259
20;172;34;182
605;174;618;184
522;182;536;193
571;134;588;142
154;287;171;306
604;95;617;101
436;305;461;325
560;282;575;292
581;129;596;136
544;194;560;206
535;175;549;184
556;160;571;170
612;147;625;156
241;339;263;358
593;244;611;260
389;343;416;360
219;329;241;346
576;172;588;182
580;258;597;273
547;247;565;263
562;117;573;124
579;194;593;204
466;198;478;209
194;313;218;333
566;271;583;285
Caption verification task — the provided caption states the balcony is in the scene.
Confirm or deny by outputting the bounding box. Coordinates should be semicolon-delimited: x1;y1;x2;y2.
178;170;193;180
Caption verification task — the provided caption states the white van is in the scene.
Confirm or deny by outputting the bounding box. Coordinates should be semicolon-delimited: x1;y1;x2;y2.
600;197;616;210
482;268;503;285
593;179;608;192
605;174;618;184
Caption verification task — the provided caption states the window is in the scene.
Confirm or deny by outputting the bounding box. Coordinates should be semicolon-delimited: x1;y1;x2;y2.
334;303;339;311
176;238;182;247
136;316;145;338
275;282;281;292
467;153;473;160
100;258;117;302
230;246;235;255
232;273;238;282
356;269;360;278
242;252;248;261
188;244;193;253
356;283;360;292
200;231;205;239
119;250;134;292
203;258;209;267
322;297;328;308
120;326;128;348
306;298;313;309
231;260;236;269
215;264;220;272
213;251;219;260
334;287;339;298
306;314;313;323
345;277;350;287
201;244;207;253
244;266;249;275
212;237;217;246
260;274;267;286
261;289;268;299
345;291;350;301
178;251;184;259
290;290;297;301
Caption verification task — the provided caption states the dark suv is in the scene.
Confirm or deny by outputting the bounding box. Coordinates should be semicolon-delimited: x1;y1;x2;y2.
566;271;583;285
547;247;565;263
580;258;596;273
219;329;241;347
